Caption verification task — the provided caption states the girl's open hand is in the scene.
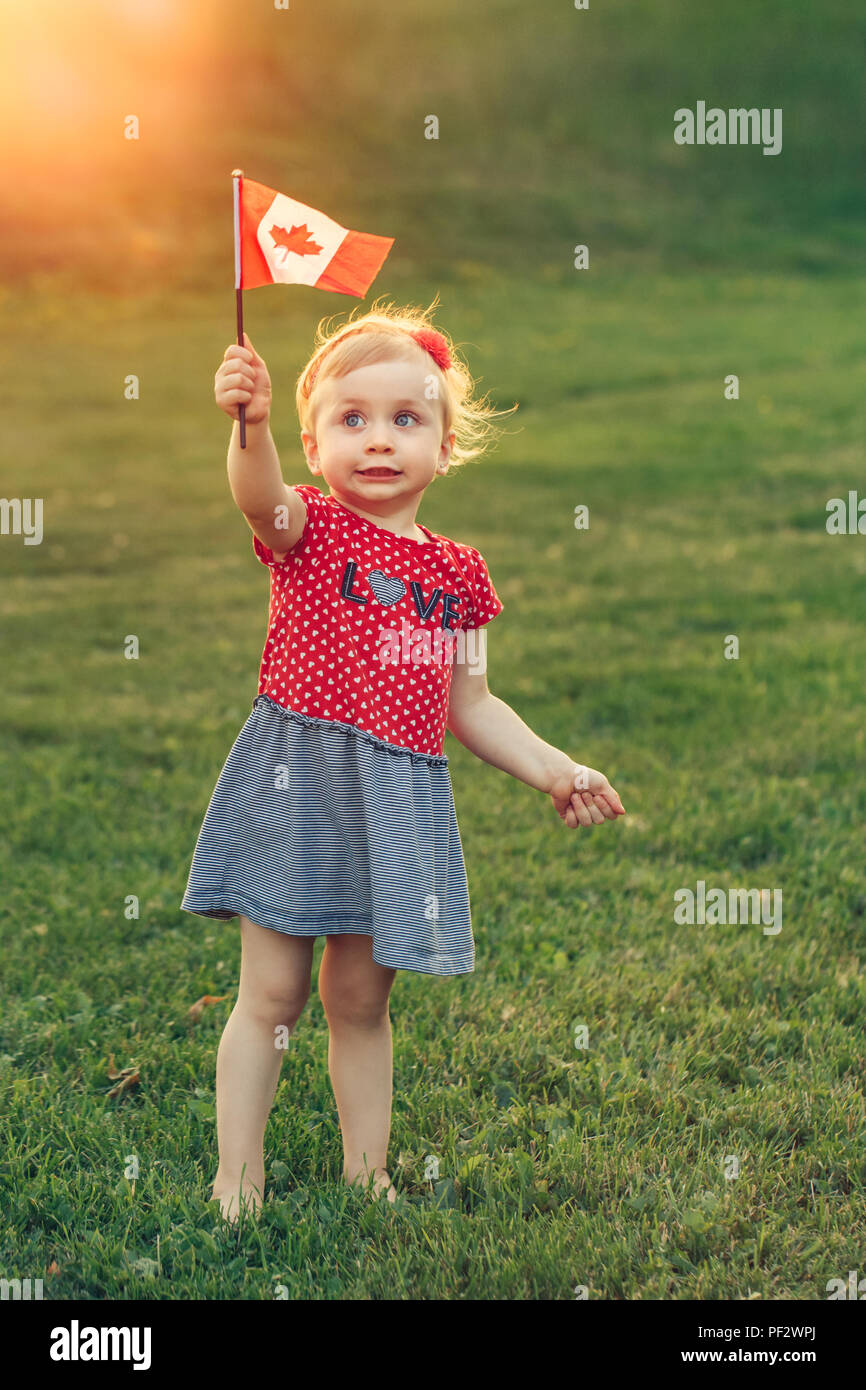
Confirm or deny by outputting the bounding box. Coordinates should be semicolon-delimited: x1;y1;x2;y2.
215;332;272;425
549;763;626;829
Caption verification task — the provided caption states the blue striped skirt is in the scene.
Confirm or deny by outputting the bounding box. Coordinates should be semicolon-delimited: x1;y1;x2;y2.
180;694;474;975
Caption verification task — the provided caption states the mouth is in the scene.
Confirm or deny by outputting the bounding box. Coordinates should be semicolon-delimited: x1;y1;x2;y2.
357;466;401;479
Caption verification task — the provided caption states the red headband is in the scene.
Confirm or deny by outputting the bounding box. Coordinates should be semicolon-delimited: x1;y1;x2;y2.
307;326;452;395
410;328;453;373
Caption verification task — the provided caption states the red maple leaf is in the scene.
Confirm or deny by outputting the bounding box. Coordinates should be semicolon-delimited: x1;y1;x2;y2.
269;223;323;259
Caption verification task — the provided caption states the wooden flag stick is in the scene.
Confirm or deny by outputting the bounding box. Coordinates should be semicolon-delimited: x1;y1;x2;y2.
231;169;247;448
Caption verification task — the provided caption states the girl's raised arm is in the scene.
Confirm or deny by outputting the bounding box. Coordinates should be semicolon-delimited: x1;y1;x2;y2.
229;417;307;558
217;333;307;556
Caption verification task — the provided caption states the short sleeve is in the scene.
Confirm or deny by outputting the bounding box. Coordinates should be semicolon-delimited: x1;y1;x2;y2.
460;545;504;629
252;484;328;567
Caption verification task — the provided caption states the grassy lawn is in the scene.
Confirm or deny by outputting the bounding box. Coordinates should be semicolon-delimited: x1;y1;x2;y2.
1;0;864;1300
2;267;864;1298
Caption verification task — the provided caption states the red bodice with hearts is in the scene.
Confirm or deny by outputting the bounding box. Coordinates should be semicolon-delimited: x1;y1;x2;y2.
252;484;503;757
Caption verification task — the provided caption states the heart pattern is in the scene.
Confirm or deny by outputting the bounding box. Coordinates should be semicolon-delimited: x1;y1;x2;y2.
367;570;406;607
253;484;503;756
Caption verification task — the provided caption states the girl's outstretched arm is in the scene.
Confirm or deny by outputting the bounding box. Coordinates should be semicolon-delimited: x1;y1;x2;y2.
445;633;626;830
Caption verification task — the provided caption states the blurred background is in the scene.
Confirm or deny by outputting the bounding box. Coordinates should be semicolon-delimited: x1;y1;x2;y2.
1;0;863;288
1;0;865;1301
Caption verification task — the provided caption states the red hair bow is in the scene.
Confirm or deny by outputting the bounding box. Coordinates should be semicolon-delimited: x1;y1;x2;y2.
410;328;452;373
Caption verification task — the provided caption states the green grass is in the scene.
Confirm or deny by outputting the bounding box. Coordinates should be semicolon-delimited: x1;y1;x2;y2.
2;267;863;1299
1;0;865;1300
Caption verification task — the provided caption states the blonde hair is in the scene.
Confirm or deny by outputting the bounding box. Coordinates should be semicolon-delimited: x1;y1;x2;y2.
295;294;517;468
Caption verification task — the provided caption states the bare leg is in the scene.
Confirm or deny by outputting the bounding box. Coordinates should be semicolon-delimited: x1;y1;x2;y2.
211;916;315;1223
318;934;398;1202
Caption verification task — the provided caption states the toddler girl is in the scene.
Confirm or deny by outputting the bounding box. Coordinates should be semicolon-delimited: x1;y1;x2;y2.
181;299;626;1222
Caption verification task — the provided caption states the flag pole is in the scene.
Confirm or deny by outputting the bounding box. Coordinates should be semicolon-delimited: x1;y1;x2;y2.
231;168;247;449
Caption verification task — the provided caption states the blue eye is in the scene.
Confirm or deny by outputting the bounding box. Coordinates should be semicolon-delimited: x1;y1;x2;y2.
342;410;416;427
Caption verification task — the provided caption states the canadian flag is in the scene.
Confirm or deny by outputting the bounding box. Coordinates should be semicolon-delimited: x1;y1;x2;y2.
235;176;394;298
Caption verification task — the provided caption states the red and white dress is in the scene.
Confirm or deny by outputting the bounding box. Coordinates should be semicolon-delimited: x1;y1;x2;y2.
181;484;503;976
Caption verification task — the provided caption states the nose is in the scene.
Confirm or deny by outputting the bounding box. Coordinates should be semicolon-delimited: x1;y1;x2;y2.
365;434;395;453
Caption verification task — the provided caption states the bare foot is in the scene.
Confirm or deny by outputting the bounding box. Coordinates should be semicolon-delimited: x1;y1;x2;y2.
346;1166;397;1204
210;1179;264;1224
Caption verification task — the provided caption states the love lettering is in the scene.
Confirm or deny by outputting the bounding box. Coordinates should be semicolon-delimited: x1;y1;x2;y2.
340;560;461;630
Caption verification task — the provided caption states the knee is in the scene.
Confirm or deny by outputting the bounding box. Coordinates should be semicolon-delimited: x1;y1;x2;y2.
241;983;310;1032
318;981;389;1030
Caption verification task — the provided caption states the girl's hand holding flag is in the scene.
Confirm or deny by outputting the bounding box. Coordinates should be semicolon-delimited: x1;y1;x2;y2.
215;332;272;426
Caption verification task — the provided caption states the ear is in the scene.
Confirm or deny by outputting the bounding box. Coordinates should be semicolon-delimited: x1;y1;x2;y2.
301;429;321;474
437;429;455;473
